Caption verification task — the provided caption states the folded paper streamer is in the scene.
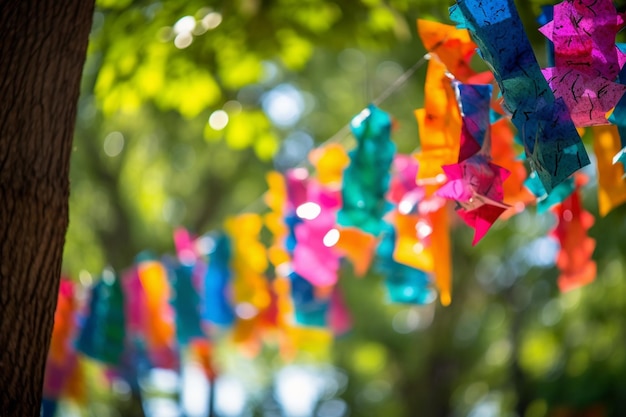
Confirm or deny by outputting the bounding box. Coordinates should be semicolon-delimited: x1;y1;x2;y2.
608;52;626;169
225;214;270;311
450;0;590;193
338;104;395;236
43;279;79;401
538;0;626;126
76;270;126;365
387;154;434;272
289;270;330;327
376;223;436;305
136;256;177;368
265;171;290;267
525;171;576;214
539;0;626;81
293;180;341;287
416;19;477;82
437;83;510;245
490;118;529;209
309;143;350;186
593;125;626;216
203;233;235;326
170;262;204;345
550;176;596;292
413;54;459;305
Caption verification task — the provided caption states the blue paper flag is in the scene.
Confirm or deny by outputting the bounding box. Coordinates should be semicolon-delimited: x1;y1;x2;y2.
289;271;329;327
202;233;235;326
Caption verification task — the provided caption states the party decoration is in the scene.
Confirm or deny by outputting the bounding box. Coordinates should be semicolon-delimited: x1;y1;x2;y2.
593;125;626;216
43;279;80;403
136;257;177;368
338;104;395;236
76;270;126;365
386;154;434;271
538;0;626;126
413;49;461;305
538;0;625;81
414;57;461;190
47;7;626;406
333;227;377;277
376;223;435;305
225;213;270;311
309;143;350;186
525;171;576;214
293;181;341;287
170;263;204;345
416;19;477;82
202;233;236;326
550;177;596;292
450;0;590;192
437;83;511;245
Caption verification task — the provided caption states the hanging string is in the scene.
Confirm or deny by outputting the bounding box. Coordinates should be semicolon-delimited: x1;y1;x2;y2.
235;41;449;215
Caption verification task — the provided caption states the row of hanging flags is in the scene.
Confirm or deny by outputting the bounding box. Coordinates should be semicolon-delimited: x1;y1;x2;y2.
43;0;626;410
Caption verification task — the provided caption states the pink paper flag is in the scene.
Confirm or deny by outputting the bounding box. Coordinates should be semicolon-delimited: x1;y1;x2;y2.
542;67;626;127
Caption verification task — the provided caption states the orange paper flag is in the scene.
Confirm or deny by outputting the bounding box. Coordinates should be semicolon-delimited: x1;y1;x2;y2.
593;125;626;216
551;178;596;292
416;19;477;82
309;143;350;186
137;260;176;353
334;227;377;277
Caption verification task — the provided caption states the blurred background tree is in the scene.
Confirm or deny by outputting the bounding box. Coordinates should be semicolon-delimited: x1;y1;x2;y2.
59;0;626;417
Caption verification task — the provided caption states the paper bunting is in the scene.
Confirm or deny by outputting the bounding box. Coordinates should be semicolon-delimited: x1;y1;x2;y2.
46;7;626;401
337;104;395;236
550;177;597;292
450;0;590;193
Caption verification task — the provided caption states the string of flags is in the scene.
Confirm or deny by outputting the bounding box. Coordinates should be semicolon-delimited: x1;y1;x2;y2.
43;0;626;411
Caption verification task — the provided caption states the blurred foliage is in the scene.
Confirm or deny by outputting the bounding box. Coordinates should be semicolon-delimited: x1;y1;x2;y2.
61;0;626;416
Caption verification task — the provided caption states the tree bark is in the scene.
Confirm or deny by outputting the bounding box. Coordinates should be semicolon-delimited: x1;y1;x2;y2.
0;1;94;415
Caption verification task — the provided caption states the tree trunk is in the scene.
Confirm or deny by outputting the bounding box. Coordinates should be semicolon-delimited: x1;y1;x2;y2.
0;1;94;415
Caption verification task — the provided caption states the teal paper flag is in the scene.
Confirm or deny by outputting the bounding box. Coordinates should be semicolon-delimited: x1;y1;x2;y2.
76;270;126;365
450;0;590;193
338;104;395;235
